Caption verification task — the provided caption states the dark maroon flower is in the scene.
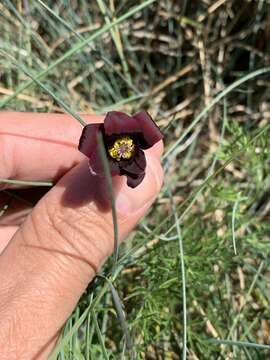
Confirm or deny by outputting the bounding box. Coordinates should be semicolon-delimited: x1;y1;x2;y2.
78;111;163;188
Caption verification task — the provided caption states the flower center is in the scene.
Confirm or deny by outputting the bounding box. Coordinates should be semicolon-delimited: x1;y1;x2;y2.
108;136;136;161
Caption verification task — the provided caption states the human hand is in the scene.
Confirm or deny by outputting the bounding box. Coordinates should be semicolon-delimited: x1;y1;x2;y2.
0;112;163;359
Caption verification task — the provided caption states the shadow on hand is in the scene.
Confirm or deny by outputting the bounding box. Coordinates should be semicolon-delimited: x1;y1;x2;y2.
0;165;75;225
60;159;123;213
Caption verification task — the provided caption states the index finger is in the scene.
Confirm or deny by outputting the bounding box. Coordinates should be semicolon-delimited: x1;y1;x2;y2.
0;112;164;187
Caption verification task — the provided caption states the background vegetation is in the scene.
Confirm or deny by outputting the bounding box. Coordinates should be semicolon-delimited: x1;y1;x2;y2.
1;0;270;359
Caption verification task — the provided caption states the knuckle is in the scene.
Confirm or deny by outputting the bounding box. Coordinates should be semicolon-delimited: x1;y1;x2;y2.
36;197;113;265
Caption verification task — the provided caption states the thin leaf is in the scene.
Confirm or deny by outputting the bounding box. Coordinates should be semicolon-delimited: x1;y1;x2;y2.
0;0;156;109
92;311;110;360
97;133;119;273
207;338;270;351
109;281;134;351
163;67;270;159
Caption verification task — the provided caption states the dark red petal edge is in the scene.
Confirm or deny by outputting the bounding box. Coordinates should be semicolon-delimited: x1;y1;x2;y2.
104;111;141;135
119;148;146;175
78;123;102;157
133;111;163;149
126;172;145;188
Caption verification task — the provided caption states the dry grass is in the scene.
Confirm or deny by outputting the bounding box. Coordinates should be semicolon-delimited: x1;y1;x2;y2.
1;0;270;359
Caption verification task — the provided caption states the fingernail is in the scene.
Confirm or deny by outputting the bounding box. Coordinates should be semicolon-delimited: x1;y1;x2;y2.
115;155;163;215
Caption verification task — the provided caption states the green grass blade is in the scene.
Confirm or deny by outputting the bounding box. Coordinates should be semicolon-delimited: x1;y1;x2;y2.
163;67;270;160
97;134;119;273
207;338;270;351
92;311;110;360
109;281;134;351
0;0;156;109
49;280;109;359
0;49;87;126
36;0;83;40
0;178;53;186
231;197;239;255
167;183;187;359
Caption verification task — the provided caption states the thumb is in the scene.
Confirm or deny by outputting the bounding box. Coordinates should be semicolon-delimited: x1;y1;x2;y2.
0;149;163;359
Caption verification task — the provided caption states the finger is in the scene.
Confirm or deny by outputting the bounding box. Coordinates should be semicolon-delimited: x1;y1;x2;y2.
0;187;49;226
0;152;163;358
0;112;163;187
0;225;18;254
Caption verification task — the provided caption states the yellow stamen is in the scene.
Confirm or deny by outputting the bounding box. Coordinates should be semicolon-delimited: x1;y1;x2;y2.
108;136;135;161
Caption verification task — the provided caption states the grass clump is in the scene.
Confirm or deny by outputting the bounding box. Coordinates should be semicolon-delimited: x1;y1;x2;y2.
1;0;270;359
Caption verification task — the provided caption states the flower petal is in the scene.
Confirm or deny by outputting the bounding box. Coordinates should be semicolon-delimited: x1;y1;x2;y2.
89;149;121;176
78;123;102;157
108;158;121;176
119;148;146;175
104;111;141;135
133;111;163;149
88;150;103;175
126;172;145;188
